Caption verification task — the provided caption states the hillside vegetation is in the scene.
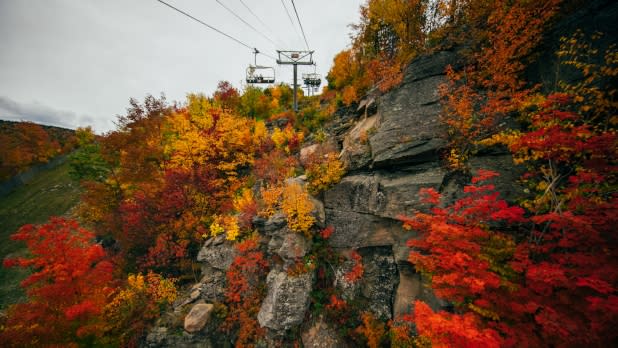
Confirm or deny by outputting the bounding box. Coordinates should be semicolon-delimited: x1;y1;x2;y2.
0;160;81;309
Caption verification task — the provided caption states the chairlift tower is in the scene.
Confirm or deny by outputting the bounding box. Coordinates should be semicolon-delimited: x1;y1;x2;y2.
276;50;314;112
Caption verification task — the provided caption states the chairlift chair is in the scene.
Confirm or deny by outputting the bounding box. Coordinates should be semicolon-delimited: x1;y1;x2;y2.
302;73;321;87
246;49;275;84
246;65;275;84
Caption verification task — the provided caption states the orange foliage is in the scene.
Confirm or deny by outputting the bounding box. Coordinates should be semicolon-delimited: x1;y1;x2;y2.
440;0;562;169
0;121;66;180
355;312;387;348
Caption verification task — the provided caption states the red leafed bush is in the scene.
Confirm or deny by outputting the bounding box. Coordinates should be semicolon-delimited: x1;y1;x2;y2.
1;217;116;346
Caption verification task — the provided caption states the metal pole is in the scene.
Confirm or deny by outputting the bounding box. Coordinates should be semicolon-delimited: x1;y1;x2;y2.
293;63;298;112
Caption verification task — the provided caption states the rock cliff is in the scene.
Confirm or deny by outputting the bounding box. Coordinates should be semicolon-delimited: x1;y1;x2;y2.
143;1;618;346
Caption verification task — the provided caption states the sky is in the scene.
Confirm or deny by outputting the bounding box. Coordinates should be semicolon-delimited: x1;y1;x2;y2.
0;0;365;133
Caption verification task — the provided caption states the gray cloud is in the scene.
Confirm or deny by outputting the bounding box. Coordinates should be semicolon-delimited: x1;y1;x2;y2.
0;96;96;130
0;0;364;134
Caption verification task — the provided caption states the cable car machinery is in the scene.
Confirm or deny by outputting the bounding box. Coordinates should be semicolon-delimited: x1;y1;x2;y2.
276;50;314;111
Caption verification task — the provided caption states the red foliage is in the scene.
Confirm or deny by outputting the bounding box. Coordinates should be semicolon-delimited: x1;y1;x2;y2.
1;218;115;346
319;226;334;240
222;235;269;346
344;250;364;283
253;149;299;184
400;164;618;346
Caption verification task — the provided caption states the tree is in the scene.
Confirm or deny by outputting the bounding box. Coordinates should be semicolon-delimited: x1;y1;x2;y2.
1;218;115;346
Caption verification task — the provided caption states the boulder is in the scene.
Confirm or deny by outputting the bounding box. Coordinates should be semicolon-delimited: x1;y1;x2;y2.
257;269;313;331
184;303;214;333
197;237;237;270
300;143;320;166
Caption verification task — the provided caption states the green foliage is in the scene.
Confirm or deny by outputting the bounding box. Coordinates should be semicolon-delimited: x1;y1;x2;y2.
69;127;110;182
0;160;81;310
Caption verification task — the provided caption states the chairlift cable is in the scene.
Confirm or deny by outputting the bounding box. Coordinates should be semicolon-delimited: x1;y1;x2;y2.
215;0;279;49
290;0;310;51
238;0;291;48
155;0;276;61
279;0;304;47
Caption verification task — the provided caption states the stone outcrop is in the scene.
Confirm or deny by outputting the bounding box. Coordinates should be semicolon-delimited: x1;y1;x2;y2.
143;3;618;343
257;269;314;331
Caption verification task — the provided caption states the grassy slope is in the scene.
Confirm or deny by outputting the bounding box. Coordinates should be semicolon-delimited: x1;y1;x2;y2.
0;160;81;309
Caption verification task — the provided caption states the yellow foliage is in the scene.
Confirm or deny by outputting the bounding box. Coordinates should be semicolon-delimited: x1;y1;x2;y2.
270;125;304;153
209;219;225;237
258;185;283;218
163;94;255;174
104;272;176;325
234;188;255;212
281;182;315;235
468;303;500;321
306;152;345;194
271;127;286;149
209;215;241;241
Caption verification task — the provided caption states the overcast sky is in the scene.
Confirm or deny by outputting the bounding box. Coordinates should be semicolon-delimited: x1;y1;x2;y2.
0;0;364;133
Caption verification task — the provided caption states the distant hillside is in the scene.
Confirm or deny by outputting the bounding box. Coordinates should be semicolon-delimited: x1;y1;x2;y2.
0;120;77;182
0;159;81;309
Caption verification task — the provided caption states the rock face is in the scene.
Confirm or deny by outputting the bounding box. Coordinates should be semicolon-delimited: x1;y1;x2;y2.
144;3;618;341
184;303;214;333
257;269;314;331
333;247;399;320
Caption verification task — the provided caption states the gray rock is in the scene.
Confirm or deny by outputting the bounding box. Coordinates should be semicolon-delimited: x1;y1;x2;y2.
184;303;214;333
333;247;399;319
393;263;421;318
197;239;237;270
253;213;288;236
340;114;379;170
322;166;444;249
257;269;314;331
370;75;447;167
469;155;526;203
198;269;226;302
359;247;399;319
324;166;445;219
403;50;463;84
277;232;310;261
324;209;400;249
310;196;326;227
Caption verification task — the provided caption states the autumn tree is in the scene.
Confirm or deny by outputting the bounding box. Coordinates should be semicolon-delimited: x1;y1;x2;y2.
0;121;62;180
213;80;241;112
0;218;116;346
69;126;110;182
